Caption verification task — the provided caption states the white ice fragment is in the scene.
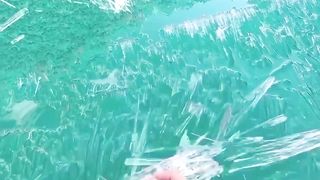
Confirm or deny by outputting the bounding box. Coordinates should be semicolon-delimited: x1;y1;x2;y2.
229;130;320;173
97;175;108;180
67;0;90;6
35;9;43;13
188;102;205;118
34;76;41;96
269;60;292;76
144;147;166;154
179;130;191;147
125;158;162;166
194;133;210;145
191;133;220;145
10;34;25;44
163;6;257;37
259;23;272;36
129;146;224;180
264;114;288;127
216;26;227;41
246;76;276;108
228;131;241;142
130;118;149;176
132;120;148;157
0;8;28;32
91;0;132;13
240;114;288;136
119;38;134;59
0;0;16;8
216;105;232;140
163;25;175;35
186;102;205;126
244;136;264;142
227;77;276;138
5;100;38;125
176;116;192;136
17;78;23;89
188;73;202;92
109;0;132;13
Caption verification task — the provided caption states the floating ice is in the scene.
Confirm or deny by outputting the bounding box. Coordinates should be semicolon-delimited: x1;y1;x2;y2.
0;8;28;32
229;130;320;173
245;77;276;109
216;105;232;140
226;77;276;137
5;100;38;125
164;6;257;37
240;114;288;136
125;158;162;167
10;34;25;44
179;130;191;147
0;0;16;8
91;0;132;13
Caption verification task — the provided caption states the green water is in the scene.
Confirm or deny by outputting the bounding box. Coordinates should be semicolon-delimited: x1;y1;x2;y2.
1;0;320;179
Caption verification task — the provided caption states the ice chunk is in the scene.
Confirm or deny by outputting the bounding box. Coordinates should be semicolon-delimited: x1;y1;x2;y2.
0;8;28;32
245;77;276;109
187;102;205;119
125;158;162;166
10;34;25;44
90;0;132;13
5;100;38;125
176;116;192;136
0;0;16;8
179;130;191;147
229;130;320;173
130;117;149;176
164;6;257;37
216;26;227;41
188;73;202;94
240;114;288;136
216;105;232;140
129;146;224;180
228;77;276;137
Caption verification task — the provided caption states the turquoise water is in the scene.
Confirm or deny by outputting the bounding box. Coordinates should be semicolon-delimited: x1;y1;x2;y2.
1;0;320;179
